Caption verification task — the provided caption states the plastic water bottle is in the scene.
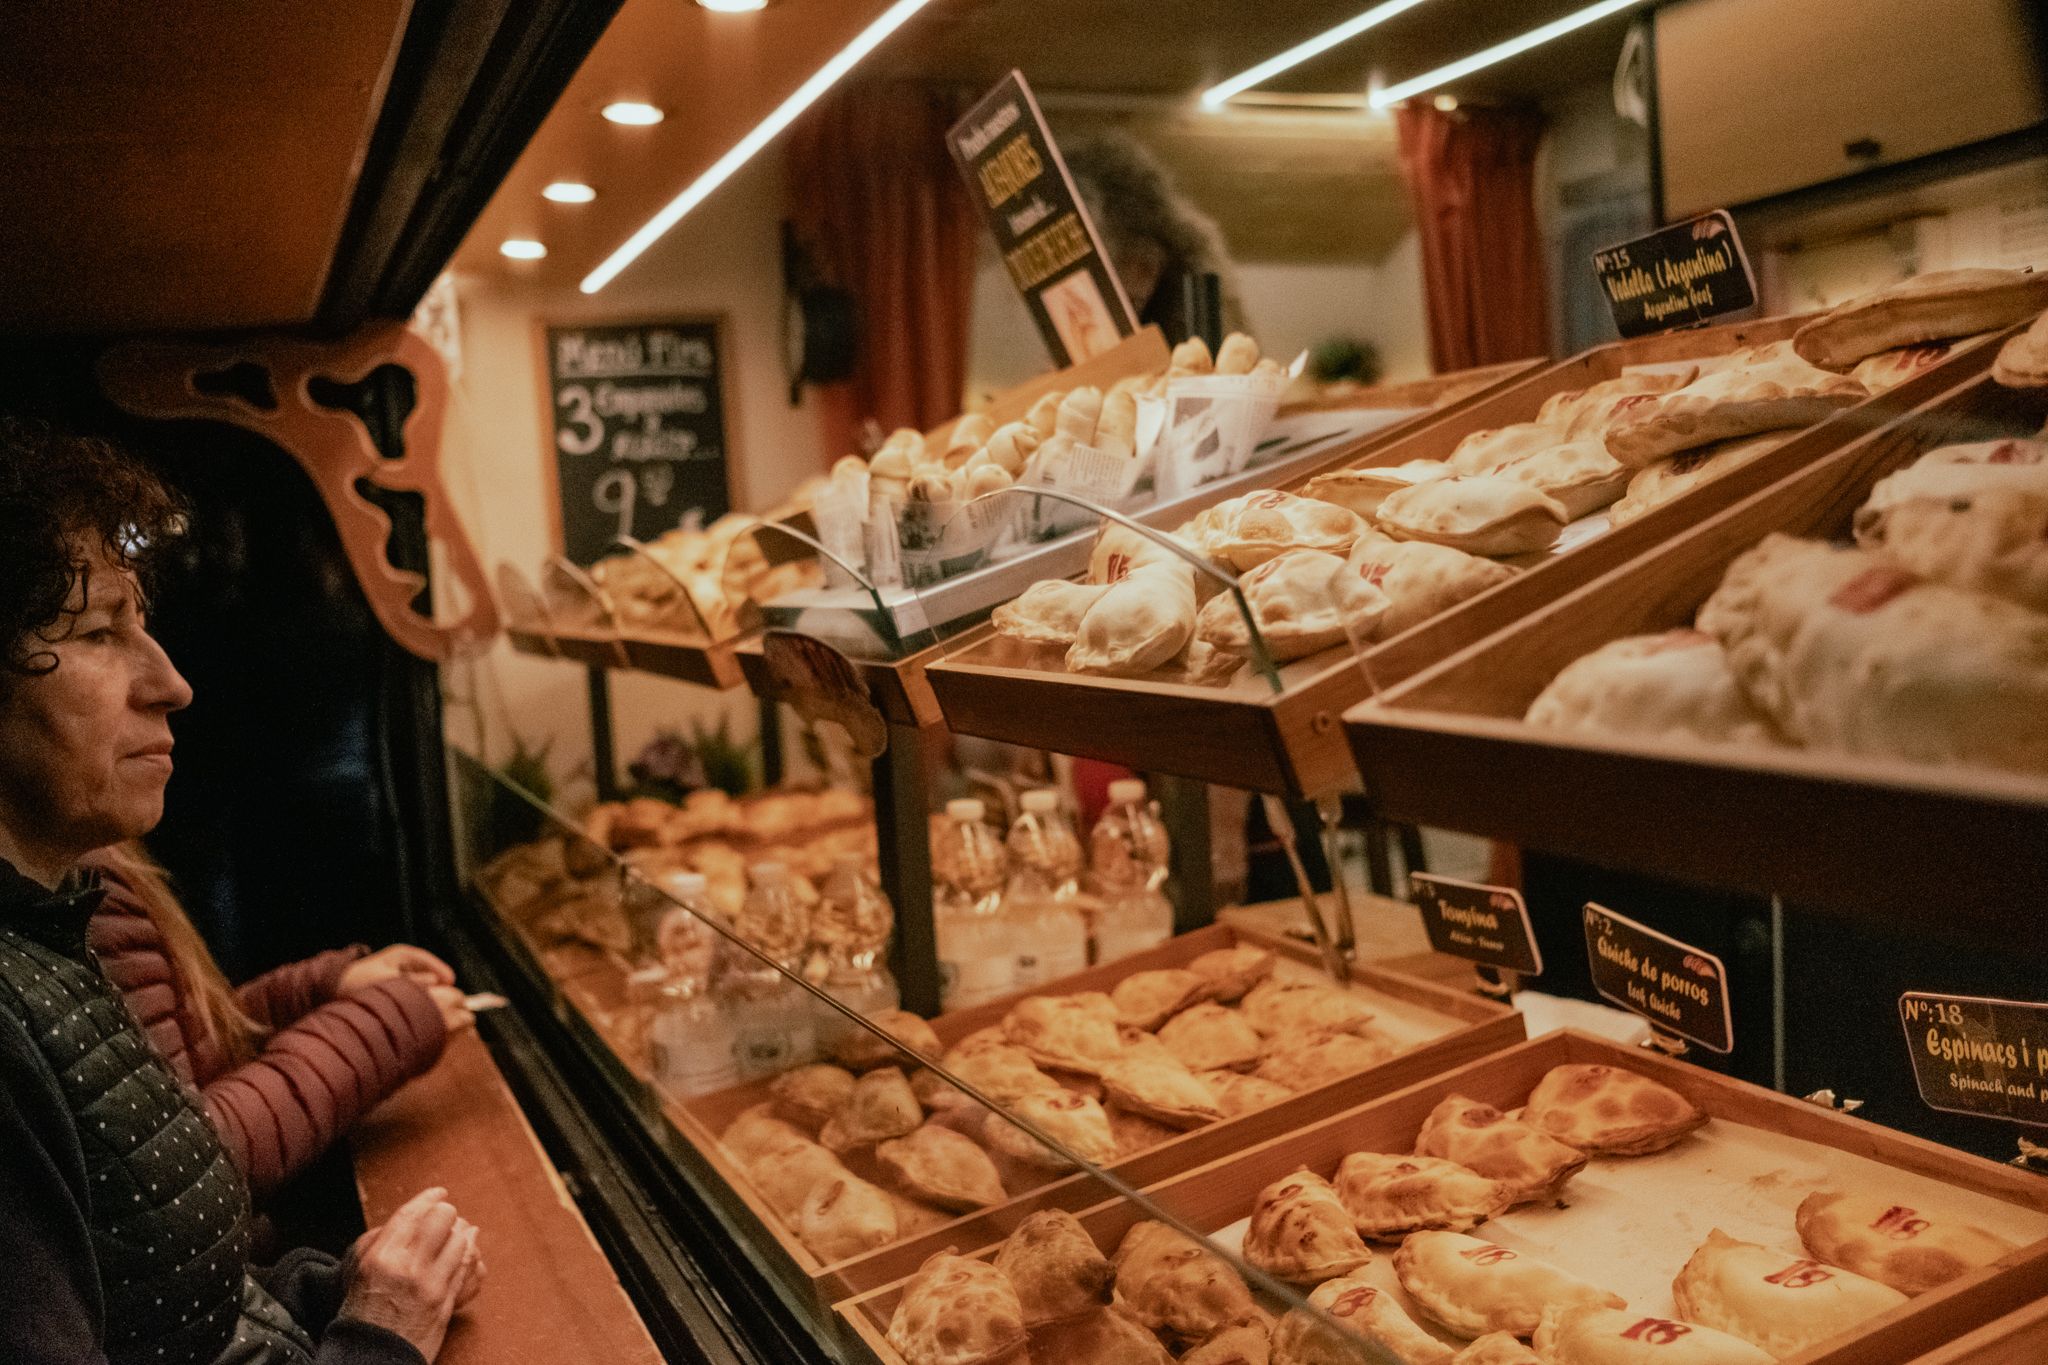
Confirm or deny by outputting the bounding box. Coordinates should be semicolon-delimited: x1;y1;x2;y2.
813;852;901;1052
934;798;1015;1009
1005;790;1091;988
1089;778;1175;965
721;861;818;1079
644;872;738;1097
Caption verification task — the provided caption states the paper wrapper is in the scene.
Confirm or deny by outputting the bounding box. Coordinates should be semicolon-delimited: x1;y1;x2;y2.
1156;366;1292;496
895;494;1014;587
808;478;870;588
1020;439;1146;540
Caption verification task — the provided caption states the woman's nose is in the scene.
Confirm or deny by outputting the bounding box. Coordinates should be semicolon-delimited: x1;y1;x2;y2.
137;631;193;712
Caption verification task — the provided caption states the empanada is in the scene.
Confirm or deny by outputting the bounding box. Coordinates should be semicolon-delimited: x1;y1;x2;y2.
1376;475;1570;557
1302;461;1452;519
1244;1170;1376;1284
1449;1334;1540;1364
1067;561;1199;678
1101;1056;1224;1129
1203;1070;1298;1116
1855;486;2048;614
820;1066;925;1153
995;581;1111;647
888;1250;1031;1365
982;1089;1120;1170
796;1171;899;1261
1856;440;2048;521
1196;550;1389;662
1673;1228;1908;1356
1332;1151;1512;1240
1607;433;1786;527
748;1139;849;1218
1106;1103;1185;1156
1413;1095;1587;1206
1199;491;1371;572
1604;342;1866;466
1795;1188;2018;1295
877;1123;1007;1212
1531;1304;1773;1364
1447;422;1565;477
1113;1220;1260;1343
1111;969;1213;1031
1188;945;1276;1002
1346;537;1518;639
1160;1003;1266;1072
1994;307;2048;388
1521;1064;1709;1155
1004;994;1126;1076
943;1043;1066;1107
1241;979;1376;1038
1792;268;2048;371
1487;438;1632;520
1536;369;1698;438
1524;631;1782;748
1029;1308;1171;1364
995;1209;1116;1327
1851;338;1979;394
770;1062;858;1131
1255;1030;1400;1090
831;1009;945;1071
721;1103;810;1163
1394;1231;1624;1338
1270;1273;1454;1365
1181;1318;1273;1365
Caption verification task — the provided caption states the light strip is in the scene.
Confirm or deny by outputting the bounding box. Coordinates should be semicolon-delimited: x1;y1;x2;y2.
581;0;936;293
1370;0;1653;107
1200;0;1438;109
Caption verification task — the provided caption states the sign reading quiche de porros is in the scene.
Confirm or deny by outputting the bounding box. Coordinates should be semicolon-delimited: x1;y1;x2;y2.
1899;992;2048;1128
1582;903;1734;1053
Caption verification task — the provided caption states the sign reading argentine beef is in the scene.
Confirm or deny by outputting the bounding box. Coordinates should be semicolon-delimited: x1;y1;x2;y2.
1593;209;1758;338
544;319;731;566
947;70;1138;368
1898;991;2048;1128
1409;873;1544;976
1583;902;1734;1053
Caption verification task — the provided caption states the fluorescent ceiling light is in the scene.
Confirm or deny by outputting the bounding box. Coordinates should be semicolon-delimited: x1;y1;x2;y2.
500;239;547;260
581;0;936;293
1371;0;1653;107
602;101;666;126
1200;0;1438;109
697;0;769;9
542;181;597;203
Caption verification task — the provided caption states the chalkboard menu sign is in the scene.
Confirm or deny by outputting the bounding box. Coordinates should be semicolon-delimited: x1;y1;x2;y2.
1592;210;1758;338
1410;873;1544;976
542;318;732;565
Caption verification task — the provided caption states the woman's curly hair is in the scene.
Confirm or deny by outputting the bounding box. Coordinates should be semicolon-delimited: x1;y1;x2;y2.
0;417;184;684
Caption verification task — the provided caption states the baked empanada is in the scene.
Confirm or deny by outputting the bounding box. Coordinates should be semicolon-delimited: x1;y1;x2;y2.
1101;1056;1224;1129
1792;268;2048;371
1487;438;1632;520
820;1066;924;1153
1524;631;1782;748
1449;1333;1540;1364
1851;338;1978;394
748;1139;848;1218
1270;1273;1454;1365
1447;422;1565;477
1673;1228;1908;1356
1795;1188;2018;1295
1241;979;1376;1039
1187;945;1276;1002
1113;1220;1260;1343
1521;1063;1709;1155
1203;1069;1299;1116
1532;1304;1773;1364
1346;537;1518;639
1604;342;1867;467
1004;994;1126;1076
770;1062;858;1131
1607;432;1786;527
1244;1170;1375;1284
1994;307;2048;388
1376;475;1570;557
995;1209;1116;1328
1302;460;1452;519
1195;550;1389;662
1160;1003;1266;1073
1255;1030;1400;1090
995;580;1112;647
796;1171;899;1262
1029;1308;1171;1364
1413;1095;1587;1206
1181;1317;1272;1365
943;1042;1066;1106
721;1103;809;1163
1856;486;2048;614
888;1250;1031;1365
1536;369;1698;438
830;1009;945;1071
1199;491;1370;572
1107;1104;1185;1156
1111;969;1213;1031
1333;1151;1512;1240
1067;561;1199;678
877;1123;1007;1212
982;1089;1120;1170
1394;1231;1623;1338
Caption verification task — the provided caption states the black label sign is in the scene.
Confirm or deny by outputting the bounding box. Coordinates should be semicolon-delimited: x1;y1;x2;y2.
947;71;1137;368
1899;992;2048;1129
1583;903;1733;1053
544;319;731;565
1410;874;1543;976
1592;210;1757;338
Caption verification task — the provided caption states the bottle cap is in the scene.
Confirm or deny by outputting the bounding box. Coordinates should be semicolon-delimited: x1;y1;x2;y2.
750;860;788;883
1020;789;1060;814
945;798;985;822
656;870;707;900
1107;778;1147;804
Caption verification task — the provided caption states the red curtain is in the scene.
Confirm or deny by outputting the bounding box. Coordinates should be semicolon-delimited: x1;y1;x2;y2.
1395;104;1550;373
786;82;978;459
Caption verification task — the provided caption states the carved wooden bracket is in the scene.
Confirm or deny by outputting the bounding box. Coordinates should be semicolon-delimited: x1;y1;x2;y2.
97;322;499;662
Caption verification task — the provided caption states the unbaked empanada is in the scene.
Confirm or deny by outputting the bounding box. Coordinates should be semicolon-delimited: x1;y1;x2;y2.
1794;1188;2018;1295
1112;969;1213;1031
820;1066;924;1153
1332;1151;1512;1240
1672;1228;1907;1357
1521;1063;1709;1155
994;1209;1115;1327
1181;1317;1272;1365
831;1009;945;1071
721;1103;810;1163
982;1089;1120;1170
1486;438;1632;520
1449;1333;1540;1364
1004;994;1126;1076
1244;1170;1375;1284
1029;1308;1171;1364
1199;491;1371;572
1604;342;1866;466
1067;561;1199;678
1792;268;2048;371
748;1139;849;1218
1524;631;1782;748
770;1063;858;1131
1255;1030;1400;1090
1241;979;1376;1038
1346;537;1518;639
1102;1056;1224;1129
1187;945;1276;1002
1532;1304;1773;1364
1413;1095;1587;1206
1302;461;1452;519
1196;550;1389;662
796;1171;899;1262
1203;1069;1298;1116
1447;422;1564;477
1376;475;1570;557
877;1123;1007;1212
1394;1231;1624;1338
995;580;1112;647
1113;1220;1260;1343
1270;1272;1454;1365
1536;369;1698;438
1159;1003;1265;1072
888;1250;1031;1365
1607;432;1786;527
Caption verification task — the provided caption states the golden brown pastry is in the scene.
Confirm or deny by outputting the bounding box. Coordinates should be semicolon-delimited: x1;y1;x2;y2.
1244;1170;1376;1284
1196;549;1389;663
1113;1220;1260;1343
877;1123;1007;1212
1536;369;1699;438
1376;475;1570;557
888;1250;1031;1365
1004;994;1126;1076
1852;440;2048;613
1241;978;1376;1039
1056;386;1105;445
995;1209;1116;1328
1270;1272;1454;1365
982;1089;1120;1170
1198;491;1371;572
795;1171;899;1262
820;1066;924;1153
769;1062;858;1132
1532;1304;1773;1364
1203;1069;1299;1116
1105;1103;1184;1156
1101;1056;1224;1129
1255;1030;1400;1090
1025;391;1065;438
1606;432;1786;527
1448;1333;1540;1364
1302;460;1452;520
1487;438;1632;520
1413;1095;1587;1206
1332;1151;1512;1240
720;1103;809;1164
1394;1231;1623;1338
1029;1308;1170;1364
1447;422;1566;477
747;1139;848;1218
1851;338;1979;394
1673;1228;1908;1356
1792;268;2048;371
942;1042;1066;1107
831;1009;945;1071
1524;631;1783;748
1994;307;2048;388
1521;1064;1708;1155
1159;1003;1265;1073
1181;1318;1273;1365
1111;969;1213;1031
1216;333;1261;376
1171;336;1216;376
1066;561;1199;679
1795;1188;2018;1295
1604;342;1867;467
1187;945;1278;1002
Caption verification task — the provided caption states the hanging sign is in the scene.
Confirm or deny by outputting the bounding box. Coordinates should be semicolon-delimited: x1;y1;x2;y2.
1582;903;1734;1053
947;71;1139;368
1410;873;1543;976
542;318;732;565
1899;992;2048;1129
759;630;888;758
1593;210;1757;338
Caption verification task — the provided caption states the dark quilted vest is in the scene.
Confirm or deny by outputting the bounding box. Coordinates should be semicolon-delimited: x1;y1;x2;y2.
0;880;313;1365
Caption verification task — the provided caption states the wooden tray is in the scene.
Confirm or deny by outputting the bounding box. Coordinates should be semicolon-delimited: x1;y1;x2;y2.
1911;1294;2048;1364
657;921;1521;1309
505;620;748;690
1344;365;2048;926
923;317;2008;798
836;1030;2048;1365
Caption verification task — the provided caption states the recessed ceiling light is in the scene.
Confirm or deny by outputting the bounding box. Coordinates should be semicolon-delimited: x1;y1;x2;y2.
1200;0;1439;110
542;181;597;204
1371;0;1653;107
602;101;666;126
1432;94;1459;111
500;239;547;260
696;0;768;10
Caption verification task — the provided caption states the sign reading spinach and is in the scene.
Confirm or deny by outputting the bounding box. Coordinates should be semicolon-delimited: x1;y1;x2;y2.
1899;992;2048;1129
1410;873;1543;977
1593;210;1757;338
947;71;1138;368
1583;903;1734;1054
543;319;731;566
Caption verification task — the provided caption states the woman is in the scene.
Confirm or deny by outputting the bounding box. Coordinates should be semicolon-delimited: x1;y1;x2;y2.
0;417;478;1364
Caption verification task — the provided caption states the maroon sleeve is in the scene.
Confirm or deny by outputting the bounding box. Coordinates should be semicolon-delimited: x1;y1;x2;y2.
235;945;368;1031
201;979;447;1198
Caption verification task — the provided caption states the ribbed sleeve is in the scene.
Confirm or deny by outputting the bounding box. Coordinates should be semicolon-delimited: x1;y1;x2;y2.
236;945;366;1030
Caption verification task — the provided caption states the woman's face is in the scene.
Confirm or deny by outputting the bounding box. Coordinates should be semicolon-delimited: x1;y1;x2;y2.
0;553;192;873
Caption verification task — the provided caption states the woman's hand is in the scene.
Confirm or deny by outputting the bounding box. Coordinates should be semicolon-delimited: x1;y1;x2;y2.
341;944;456;996
427;984;476;1034
340;1187;481;1361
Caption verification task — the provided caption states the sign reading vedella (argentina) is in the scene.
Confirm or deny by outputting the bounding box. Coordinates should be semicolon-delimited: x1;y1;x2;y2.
1593;210;1757;338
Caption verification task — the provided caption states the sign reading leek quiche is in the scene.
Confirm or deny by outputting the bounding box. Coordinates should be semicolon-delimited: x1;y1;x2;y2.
1582;903;1733;1053
1592;210;1757;338
947;71;1138;368
1899;992;2048;1128
1410;873;1543;976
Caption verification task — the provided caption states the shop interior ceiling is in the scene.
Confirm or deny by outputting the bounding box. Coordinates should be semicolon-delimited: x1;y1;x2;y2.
457;0;1631;286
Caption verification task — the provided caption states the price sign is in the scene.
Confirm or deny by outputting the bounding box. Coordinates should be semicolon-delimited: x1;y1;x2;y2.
1582;903;1733;1054
759;630;887;759
1410;874;1543;976
1899;992;2048;1129
1592;210;1757;338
